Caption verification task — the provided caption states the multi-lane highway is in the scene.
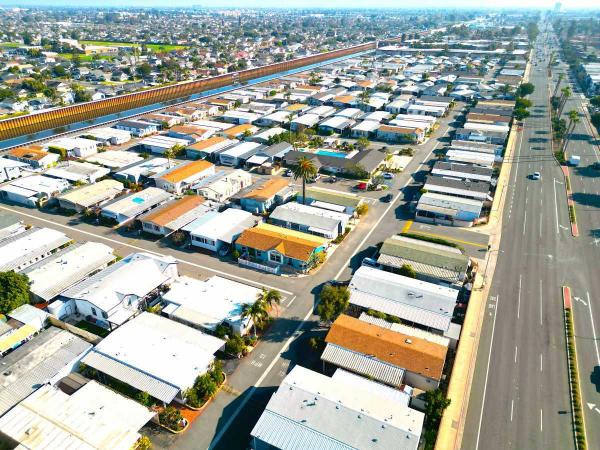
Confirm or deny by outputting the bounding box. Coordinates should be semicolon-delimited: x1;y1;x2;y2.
463;25;579;450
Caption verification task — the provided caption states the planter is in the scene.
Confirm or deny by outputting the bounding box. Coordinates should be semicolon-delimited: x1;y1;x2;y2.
159;418;189;434
184;373;226;412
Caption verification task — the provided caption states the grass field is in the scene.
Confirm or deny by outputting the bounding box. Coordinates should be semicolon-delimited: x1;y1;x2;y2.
0;42;21;48
80;40;187;52
75;320;110;338
57;53;98;62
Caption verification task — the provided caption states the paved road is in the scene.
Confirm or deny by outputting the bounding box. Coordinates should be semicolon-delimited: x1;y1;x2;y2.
0;103;477;449
463;26;576;450
551;42;600;450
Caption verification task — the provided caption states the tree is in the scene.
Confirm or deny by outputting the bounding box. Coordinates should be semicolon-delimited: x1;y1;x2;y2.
513;107;530;121
516;82;534;97
257;288;282;316
358;89;371;110
553;73;564;99
241;299;268;337
590;96;600;108
225;334;245;356
317;285;350;323
562;109;580;153
498;83;512;98
423;388;451;448
398;264;417;278
136;436;152;450
356;137;370;150
292;156;317;205
137;63;152;78
558;86;571;117
0;271;30;315
158;406;184;430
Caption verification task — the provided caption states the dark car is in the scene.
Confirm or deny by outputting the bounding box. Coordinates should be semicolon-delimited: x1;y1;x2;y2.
381;193;393;203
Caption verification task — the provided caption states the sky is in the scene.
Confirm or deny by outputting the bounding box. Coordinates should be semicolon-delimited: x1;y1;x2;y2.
1;0;599;8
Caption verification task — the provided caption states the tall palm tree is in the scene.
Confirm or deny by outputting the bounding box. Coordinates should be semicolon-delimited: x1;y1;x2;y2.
241;300;268;337
292;156;317;205
164;147;175;168
499;83;512;98
553;73;564;99
562;109;580;153
558;86;571;117
358;89;371;110
257;288;282;316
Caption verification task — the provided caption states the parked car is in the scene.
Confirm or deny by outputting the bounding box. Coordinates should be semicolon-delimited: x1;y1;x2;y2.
531;171;541;180
284;169;293;177
326;176;337;183
382;172;394;180
381;193;393;203
361;257;380;268
353;182;368;191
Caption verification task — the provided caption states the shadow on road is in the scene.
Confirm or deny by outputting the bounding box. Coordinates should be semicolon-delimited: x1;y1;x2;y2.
592;366;600;394
573;165;600;179
572;192;600;208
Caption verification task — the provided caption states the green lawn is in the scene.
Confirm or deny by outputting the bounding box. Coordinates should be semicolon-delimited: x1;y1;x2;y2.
75;320;110;338
80;40;187;52
0;42;21;48
57;53;97;62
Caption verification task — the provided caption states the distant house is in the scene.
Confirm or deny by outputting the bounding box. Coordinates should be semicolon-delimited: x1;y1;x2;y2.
161;275;262;335
7;146;60;169
284;149;385;178
100;187;172;225
239;177;294;214
318;116;356;135
423;175;492;203
416;192;483;227
153;160;215;194
185;208;259;253
114;157;172;184
114;120;158;137
0;157;29;182
297;186;364;216
45;161;110;184
186;136;238;161
0;175;70;207
46;137;98;158
269;202;351;239
139;195;215;236
376;125;425;143
192;169;253;202
235;223;328;274
454;127;507;145
322;314;448;390
219;142;264;167
377;235;470;286
55;253;178;329
57;179;124;212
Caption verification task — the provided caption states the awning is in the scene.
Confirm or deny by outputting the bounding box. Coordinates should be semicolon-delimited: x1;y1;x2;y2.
246;155;269;166
311;201;347;213
417;203;458;217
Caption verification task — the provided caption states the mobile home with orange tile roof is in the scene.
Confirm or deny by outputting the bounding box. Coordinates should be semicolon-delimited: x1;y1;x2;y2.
153;160;215;194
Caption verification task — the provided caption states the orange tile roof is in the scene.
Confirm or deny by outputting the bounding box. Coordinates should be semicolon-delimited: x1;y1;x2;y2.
224;124;257;138
158;160;214;183
235;223;324;262
379;125;423;134
141;195;205;226
242;177;290;201
9;146;51;161
326;315;448;381
187;136;227;151
333;95;355;104
170;125;210;135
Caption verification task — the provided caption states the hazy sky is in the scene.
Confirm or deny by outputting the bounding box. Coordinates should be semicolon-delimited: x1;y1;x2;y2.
1;0;599;8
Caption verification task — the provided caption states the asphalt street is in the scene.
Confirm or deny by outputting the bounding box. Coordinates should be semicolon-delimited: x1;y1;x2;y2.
462;27;576;450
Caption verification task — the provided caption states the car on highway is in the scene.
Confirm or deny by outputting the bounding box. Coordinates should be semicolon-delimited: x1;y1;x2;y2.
531;171;541;180
382;172;394;180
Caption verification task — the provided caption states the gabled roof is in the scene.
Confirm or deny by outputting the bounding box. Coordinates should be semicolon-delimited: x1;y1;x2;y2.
325;314;447;381
139;195;206;227
242;177;290;201
235;223;326;262
157;160;214;183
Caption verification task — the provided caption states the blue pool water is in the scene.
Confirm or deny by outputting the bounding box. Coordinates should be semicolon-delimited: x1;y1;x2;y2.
315;150;347;158
132;197;145;204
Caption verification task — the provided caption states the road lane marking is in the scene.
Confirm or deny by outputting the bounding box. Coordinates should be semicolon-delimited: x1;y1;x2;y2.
553;179;559;234
586;292;600;366
514;345;518;363
401;220;413;234
540;353;543;372
540;279;543;326
0;205;294;296
539;213;542;238
475;294;500;450
517;275;522;319
286;295;297;308
510;399;514;422
540;409;543;432
523;211;527;236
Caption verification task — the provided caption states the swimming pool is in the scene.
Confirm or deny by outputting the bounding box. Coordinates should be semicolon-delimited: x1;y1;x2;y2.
315;150;347;158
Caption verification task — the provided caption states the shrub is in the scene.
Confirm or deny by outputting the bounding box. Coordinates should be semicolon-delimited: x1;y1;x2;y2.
356;203;369;216
225;334;245;356
194;373;218;403
366;309;387;319
159;406;184;430
135;391;153;407
231;249;241;261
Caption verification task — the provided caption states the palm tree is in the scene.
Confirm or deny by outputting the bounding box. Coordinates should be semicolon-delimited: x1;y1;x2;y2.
241;300;268;337
558;86;571;117
499;83;512;98
562;109;580;153
358;89;371;110
553;73;564;99
164;147;175;168
257;288;282;316
292;156;317;205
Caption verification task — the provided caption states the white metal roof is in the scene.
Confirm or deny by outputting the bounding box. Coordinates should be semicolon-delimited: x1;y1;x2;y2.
251;365;421;450
0;227;71;272
185;208;254;243
5;175;70;195
101;187;171;219
348;266;458;332
58;180;124;209
0;381;154;450
162;275;261;331
220;141;261;158
83;312;224;398
85;150;143;169
331;368;411;406
23;242;115;302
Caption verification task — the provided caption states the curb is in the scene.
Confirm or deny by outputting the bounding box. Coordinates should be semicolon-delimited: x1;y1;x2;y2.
561;166;579;237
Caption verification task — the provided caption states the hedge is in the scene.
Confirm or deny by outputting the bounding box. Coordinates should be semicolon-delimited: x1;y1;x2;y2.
565;308;587;450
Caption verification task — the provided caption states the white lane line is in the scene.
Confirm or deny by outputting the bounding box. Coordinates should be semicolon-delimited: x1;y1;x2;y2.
285;295;297;308
540;353;543;372
540;409;543;432
0;205;294;296
514;345;518;363
475;294;500;450
517;275;522;319
586;292;600;366
523;211;527;236
539;213;542;238
510;399;514;422
553;179;559;234
540;279;543;326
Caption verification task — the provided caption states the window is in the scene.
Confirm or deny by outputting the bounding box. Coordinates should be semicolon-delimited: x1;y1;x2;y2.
269;252;282;263
91;307;97;317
